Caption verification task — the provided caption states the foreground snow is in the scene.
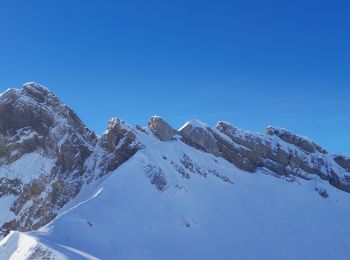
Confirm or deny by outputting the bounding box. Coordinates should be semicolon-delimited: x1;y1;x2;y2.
2;138;350;260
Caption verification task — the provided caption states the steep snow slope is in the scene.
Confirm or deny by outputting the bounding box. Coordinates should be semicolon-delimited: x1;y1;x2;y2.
3;136;350;260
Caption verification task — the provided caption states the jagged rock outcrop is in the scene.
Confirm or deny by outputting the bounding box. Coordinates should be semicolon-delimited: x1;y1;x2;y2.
334;155;350;172
84;118;143;179
148;116;176;141
179;120;350;192
0;82;97;164
179;120;219;156
266;126;327;154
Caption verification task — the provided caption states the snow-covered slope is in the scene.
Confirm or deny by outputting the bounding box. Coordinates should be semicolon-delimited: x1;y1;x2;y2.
0;231;98;259
1;83;350;260
5;135;350;260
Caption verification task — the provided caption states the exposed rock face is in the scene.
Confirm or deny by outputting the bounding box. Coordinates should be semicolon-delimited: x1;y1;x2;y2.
266;126;327;154
148;116;176;141
0;82;97;164
0;83;99;235
334;155;350;172
178;120;350;192
214;122;350;192
0;83;139;236
84;118;143;179
179;120;219;156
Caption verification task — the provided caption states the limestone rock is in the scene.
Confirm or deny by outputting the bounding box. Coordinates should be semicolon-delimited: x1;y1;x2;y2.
334;155;350;172
179;120;219;156
266;126;327;154
148;116;176;141
213;121;350;192
84;118;143;179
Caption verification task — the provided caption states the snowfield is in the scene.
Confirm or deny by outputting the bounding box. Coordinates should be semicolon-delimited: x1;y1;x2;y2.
2;137;350;260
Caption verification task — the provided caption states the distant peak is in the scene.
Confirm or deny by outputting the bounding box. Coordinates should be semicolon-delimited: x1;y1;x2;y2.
18;82;63;106
22;82;51;95
106;117;133;134
22;81;41;87
149;115;162;120
216;121;236;129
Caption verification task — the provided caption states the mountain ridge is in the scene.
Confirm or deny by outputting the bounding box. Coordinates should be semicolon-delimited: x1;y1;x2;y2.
1;82;350;259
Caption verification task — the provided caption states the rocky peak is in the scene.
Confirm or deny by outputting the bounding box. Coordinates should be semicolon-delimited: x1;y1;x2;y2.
0;82;96;141
179;120;219;156
84;118;143;179
0;83;98;236
22;82;54;102
148;116;176;141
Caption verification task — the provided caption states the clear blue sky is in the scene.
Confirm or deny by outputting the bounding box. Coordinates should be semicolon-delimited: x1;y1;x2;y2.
0;0;349;154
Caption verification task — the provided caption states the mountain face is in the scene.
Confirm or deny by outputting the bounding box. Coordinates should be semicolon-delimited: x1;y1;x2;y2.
0;83;139;236
0;83;350;259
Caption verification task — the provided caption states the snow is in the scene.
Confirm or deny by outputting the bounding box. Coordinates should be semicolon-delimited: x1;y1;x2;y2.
22;81;50;93
0;195;16;225
0;153;56;229
1;84;350;259
0;231;67;260
0;88;16;100
0;152;55;184
2;138;349;260
22;81;39;87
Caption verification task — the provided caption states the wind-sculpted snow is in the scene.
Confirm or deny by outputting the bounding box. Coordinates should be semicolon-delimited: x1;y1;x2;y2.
1;83;350;259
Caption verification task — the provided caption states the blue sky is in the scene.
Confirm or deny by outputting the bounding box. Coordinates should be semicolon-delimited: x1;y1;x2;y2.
0;0;349;154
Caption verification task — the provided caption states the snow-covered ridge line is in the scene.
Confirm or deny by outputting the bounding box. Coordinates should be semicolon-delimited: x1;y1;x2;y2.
178;117;350;193
1;82;350;260
0;82;350;241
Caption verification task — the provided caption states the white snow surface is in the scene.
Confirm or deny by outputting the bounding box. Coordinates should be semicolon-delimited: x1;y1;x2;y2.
0;231;98;260
0;152;55;184
2;135;350;260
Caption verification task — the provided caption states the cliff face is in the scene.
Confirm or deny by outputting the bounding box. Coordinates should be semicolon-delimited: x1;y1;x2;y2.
1;82;349;239
0;83;140;236
179;120;350;193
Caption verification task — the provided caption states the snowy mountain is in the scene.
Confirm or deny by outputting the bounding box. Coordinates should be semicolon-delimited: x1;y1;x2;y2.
1;83;350;260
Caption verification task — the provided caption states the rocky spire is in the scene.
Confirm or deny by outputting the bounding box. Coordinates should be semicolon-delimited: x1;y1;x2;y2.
179;120;219;156
148;116;177;141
